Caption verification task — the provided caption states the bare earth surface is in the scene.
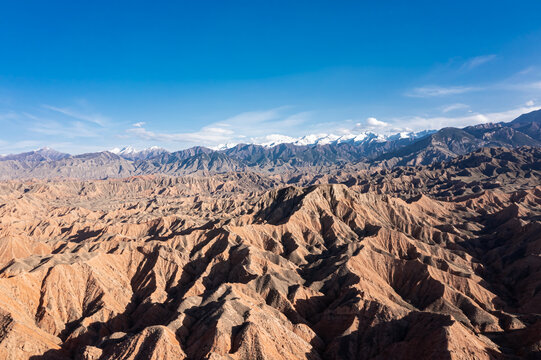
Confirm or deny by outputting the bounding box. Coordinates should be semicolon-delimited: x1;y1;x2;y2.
0;147;540;359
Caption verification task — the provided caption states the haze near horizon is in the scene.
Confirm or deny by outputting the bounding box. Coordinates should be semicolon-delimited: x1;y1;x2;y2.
1;1;541;154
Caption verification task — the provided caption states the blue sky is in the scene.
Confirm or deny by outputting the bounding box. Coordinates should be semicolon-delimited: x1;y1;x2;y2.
1;1;541;153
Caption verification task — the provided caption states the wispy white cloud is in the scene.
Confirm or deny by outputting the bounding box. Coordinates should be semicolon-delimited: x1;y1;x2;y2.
459;54;496;71
407;68;541;99
17;104;111;145
0;112;19;121
441;103;470;113
127;108;312;147
32;121;101;138
526;100;535;106
508;81;541;91
127;124;235;144
27;113;102;138
0;140;41;154
406;85;481;98
42;105;108;126
15;140;42;148
391;104;541;131
517;66;536;75
0;140;80;155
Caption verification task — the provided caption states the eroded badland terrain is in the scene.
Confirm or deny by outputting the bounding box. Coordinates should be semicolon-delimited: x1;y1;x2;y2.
0;146;540;359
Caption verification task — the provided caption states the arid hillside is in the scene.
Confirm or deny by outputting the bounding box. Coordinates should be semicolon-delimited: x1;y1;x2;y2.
0;147;540;359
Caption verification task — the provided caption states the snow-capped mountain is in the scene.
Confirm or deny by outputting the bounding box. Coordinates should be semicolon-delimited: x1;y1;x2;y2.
111;130;435;153
386;129;435;141
209;142;239;151
109;146;168;160
110;145;137;156
258;130;433;148
1;107;540;180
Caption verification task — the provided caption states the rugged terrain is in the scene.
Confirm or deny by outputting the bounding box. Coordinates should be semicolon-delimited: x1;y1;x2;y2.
0;146;540;359
0;109;540;180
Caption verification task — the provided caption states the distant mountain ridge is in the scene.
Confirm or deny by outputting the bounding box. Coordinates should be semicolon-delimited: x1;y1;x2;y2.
242;129;434;148
0;147;70;162
109;146;168;160
378;109;541;166
0;109;540;180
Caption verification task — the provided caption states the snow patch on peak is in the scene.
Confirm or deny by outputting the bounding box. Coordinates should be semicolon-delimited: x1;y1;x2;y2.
110;146;168;159
294;133;341;146
209;142;238;151
110;146;137;155
248;129;433;148
259;134;297;147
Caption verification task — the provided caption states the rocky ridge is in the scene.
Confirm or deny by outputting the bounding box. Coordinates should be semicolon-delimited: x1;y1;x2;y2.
0;147;539;359
0;109;540;180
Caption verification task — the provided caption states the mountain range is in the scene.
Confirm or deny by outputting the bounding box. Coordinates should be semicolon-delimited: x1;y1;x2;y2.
1;110;540;359
0;109;540;180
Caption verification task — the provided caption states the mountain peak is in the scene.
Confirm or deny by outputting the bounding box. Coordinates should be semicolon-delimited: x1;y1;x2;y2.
109;146;168;160
110;146;137;155
511;108;541;124
256;130;426;148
